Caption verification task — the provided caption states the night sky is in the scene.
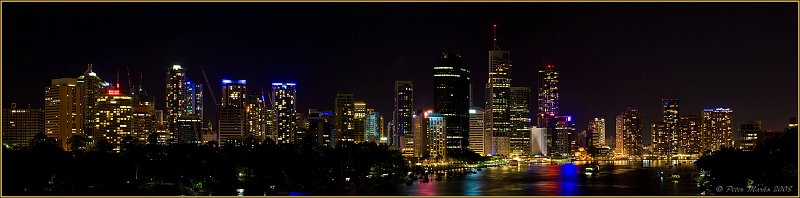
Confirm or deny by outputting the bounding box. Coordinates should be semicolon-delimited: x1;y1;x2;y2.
4;3;797;144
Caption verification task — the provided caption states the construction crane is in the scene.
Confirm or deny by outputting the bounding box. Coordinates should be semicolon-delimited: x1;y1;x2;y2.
200;64;219;106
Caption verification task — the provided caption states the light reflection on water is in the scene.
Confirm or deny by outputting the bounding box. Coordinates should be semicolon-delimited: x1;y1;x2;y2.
383;160;698;196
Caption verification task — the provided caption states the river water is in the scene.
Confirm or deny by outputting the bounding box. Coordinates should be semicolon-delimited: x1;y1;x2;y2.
358;160;699;196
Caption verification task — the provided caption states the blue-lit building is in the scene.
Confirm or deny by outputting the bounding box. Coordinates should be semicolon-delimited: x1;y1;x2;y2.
272;83;297;144
218;79;246;144
308;109;335;147
365;111;382;143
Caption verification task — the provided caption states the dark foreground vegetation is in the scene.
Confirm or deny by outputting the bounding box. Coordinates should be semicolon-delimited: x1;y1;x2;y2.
695;128;798;196
3;135;409;196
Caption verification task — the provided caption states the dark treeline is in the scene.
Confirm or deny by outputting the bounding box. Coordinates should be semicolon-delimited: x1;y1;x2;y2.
3;134;409;196
695;127;798;196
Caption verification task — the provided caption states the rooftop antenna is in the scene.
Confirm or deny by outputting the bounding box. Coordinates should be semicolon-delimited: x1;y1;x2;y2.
88;63;93;72
492;24;500;50
116;68;120;89
139;72;144;94
127;66;133;95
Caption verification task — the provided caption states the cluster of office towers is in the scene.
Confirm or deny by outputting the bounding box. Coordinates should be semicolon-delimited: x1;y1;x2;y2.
2;26;790;158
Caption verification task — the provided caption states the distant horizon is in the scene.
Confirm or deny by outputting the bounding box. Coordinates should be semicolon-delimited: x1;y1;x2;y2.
3;3;797;143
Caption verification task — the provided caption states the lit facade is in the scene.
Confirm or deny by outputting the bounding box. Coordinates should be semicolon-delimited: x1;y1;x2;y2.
44;78;83;149
334;93;356;142
549;115;573;157
651;122;669;157
737;120;760;151
678;115;702;154
486;25;513;156
354;101;367;142
662;99;679;155
365;111;382;143
702;108;733;150
2;103;44;148
468;107;487;156
509;87;532;155
616;107;643;156
131;104;155;142
433;53;471;155
218;79;246;144
537;65;559;128
245;90;268;141
166;65;188;140
393;81;414;151
588;118;605;147
77;64;108;144
186;82;204;121
94;89;133;149
272;83;297;144
427;113;447;159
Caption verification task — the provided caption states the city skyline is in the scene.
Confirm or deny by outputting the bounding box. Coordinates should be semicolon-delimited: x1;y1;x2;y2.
4;3;797;143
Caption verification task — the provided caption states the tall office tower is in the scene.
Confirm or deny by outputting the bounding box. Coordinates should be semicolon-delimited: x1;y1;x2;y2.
549;115;573;157
77;64;108;143
588;118;606;147
271;83;297;144
737;120;761;151
427;112;447;159
334;93;356;142
177;115;202;144
94;88;133;149
536;64;560;127
679;115;702;154
702;108;733;150
166;65;188;140
412;109;430;158
509;87;532;155
3;103;44;148
245;90;267;140
353;101;367;142
530;127;547;156
486;24;513;156
616;107;643;156
651;122;669;157
218;79;247;144
294;113;308;142
308;109;335;147
393;81;414;150
379;116;387;144
365;111;382;143
661;99;679;155
433;53;471;155
468;107;487;155
264;97;275;141
44;78;84;150
186;82;204;120
131;104;155;142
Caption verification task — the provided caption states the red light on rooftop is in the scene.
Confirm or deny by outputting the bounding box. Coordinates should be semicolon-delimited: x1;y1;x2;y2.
108;89;120;96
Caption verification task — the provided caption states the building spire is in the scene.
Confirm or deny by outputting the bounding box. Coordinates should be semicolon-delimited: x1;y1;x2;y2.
87;63;93;72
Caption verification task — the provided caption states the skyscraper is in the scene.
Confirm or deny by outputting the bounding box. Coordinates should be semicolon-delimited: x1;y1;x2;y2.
412;109;430;158
245;90;267;141
354;101;367;142
588;118;605;148
537;65;559;128
737;120;760;151
334;93;356;143
272;83;297;144
177;114;202;144
365;111;382;143
433;53;471;155
549;115;573;157
218;79;246;144
662;99;679;155
509;87;532;155
166;65;188;140
94;88;133;150
44;78;83;150
616;107;643;156
427;112;447;159
486;24;513;156
3;103;44;148
308;109;335;147
393;81;414;151
702;108;733;150
131;104;154;142
651;122;669;157
77;64;108;144
186;82;204;121
468;107;486;156
679;115;702;154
